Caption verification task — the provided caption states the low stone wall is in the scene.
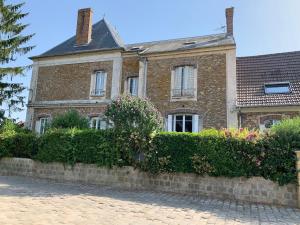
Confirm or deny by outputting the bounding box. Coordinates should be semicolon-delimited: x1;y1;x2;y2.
0;157;297;207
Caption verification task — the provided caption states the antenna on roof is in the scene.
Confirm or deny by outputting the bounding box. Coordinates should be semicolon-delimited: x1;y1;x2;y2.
102;13;106;19
215;25;226;32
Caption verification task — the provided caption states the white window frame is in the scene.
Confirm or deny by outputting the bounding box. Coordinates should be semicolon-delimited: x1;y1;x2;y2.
89;116;112;130
127;77;139;96
90;71;107;97
170;65;197;101
167;114;201;132
35;117;49;134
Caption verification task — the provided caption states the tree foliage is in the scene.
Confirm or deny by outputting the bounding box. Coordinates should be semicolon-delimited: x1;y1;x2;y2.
0;0;34;117
105;95;163;165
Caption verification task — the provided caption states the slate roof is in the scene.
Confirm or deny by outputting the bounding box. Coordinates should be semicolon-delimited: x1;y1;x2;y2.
33;19;125;58
237;51;300;107
125;33;235;54
31;18;235;59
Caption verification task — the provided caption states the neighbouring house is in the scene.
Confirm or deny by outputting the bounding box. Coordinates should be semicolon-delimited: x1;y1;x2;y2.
26;7;300;134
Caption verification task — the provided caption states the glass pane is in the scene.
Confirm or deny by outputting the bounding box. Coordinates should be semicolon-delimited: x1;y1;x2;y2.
265;84;290;94
185;115;192;121
175;115;183;132
185;120;193;132
175;120;183;132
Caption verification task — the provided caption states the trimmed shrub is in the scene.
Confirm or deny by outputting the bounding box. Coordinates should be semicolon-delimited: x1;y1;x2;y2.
50;110;89;129
0;120;37;158
36;128;119;167
145;130;261;178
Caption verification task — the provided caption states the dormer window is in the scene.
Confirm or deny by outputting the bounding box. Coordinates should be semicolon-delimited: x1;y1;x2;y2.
264;82;290;94
183;41;196;45
130;46;143;51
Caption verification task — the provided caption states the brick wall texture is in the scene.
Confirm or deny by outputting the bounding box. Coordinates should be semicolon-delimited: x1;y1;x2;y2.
0;157;297;207
240;111;300;129
146;54;227;128
36;60;113;101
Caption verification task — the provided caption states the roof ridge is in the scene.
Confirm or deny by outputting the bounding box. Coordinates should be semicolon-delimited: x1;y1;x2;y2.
125;33;227;47
102;18;125;48
237;50;300;59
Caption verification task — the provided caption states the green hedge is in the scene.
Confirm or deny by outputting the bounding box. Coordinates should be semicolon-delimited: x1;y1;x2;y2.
0;133;37;158
36;129;119;167
0;122;297;186
144;131;296;185
145;132;261;176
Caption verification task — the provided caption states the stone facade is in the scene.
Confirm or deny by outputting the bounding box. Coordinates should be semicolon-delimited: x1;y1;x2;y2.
240;111;300;129
0;157;297;207
121;56;139;94
146;53;227;128
36;60;113;101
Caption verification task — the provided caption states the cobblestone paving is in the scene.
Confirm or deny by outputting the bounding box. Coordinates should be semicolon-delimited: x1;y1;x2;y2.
0;176;299;225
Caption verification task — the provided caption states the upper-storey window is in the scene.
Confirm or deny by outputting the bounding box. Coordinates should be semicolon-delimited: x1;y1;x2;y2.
172;66;196;99
127;77;138;96
264;82;290;94
90;71;107;96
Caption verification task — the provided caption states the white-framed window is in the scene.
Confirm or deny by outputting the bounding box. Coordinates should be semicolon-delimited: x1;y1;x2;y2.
90;71;107;96
127;77;138;96
172;66;196;98
90;116;112;130
35;117;49;134
166;114;201;132
259;119;280;131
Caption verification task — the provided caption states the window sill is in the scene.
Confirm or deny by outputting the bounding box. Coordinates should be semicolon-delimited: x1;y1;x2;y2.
170;96;197;102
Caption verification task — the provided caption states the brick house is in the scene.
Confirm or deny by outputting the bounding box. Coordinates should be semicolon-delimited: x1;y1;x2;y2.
26;7;300;134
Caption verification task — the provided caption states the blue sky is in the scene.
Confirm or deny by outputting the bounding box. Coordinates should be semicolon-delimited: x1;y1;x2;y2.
5;0;300;121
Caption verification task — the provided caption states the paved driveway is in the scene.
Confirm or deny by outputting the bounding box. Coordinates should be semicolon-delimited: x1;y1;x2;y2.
0;176;299;225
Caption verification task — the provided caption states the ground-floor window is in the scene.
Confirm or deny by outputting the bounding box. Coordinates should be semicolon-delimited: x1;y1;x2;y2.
90;116;112;130
166;114;201;132
259;119;280;131
35;117;49;134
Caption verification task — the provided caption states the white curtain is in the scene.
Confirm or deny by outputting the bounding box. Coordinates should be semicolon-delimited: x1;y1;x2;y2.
183;66;194;89
96;72;105;91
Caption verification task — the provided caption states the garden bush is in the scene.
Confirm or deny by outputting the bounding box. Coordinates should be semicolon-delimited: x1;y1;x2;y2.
50;110;89;129
144;129;262;178
105;95;163;165
0;120;37;158
36;128;119;167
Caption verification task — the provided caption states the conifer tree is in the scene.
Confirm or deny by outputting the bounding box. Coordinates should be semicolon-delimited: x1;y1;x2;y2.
0;0;34;121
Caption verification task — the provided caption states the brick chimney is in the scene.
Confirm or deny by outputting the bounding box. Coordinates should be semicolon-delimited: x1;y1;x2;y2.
226;7;234;36
76;8;93;46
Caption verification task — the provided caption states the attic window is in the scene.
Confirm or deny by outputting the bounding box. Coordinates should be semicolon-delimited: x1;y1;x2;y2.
130;46;143;51
183;41;196;45
264;82;291;94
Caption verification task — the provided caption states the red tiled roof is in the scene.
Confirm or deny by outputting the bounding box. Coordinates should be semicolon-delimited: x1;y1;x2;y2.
237;51;300;107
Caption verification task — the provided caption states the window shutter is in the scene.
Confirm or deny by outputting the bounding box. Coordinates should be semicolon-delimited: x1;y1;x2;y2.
35;120;41;134
174;67;182;90
192;115;199;132
167;115;173;131
90;73;96;94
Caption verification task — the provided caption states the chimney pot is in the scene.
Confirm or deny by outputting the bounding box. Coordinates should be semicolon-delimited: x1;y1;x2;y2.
226;7;234;36
76;8;93;46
